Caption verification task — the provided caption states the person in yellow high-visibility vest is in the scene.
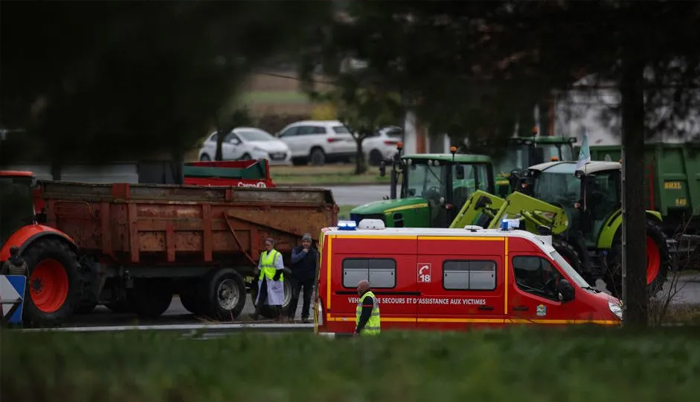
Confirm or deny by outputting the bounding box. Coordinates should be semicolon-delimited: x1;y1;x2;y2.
250;237;285;321
354;279;380;337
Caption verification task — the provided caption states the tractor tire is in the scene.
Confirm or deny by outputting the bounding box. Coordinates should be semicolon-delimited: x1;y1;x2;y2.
605;219;671;299
551;238;596;285
196;269;247;321
74;300;98;314
23;238;82;327
130;278;173;318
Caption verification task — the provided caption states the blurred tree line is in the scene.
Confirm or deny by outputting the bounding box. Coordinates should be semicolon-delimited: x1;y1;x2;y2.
0;0;331;168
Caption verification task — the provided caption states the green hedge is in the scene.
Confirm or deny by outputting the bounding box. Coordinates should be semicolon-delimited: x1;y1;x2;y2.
2;327;700;402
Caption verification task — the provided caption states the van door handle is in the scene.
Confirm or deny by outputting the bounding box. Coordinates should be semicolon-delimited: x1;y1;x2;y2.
478;306;494;311
512;306;528;311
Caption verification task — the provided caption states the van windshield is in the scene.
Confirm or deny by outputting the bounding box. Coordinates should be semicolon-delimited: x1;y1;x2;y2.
549;250;592;289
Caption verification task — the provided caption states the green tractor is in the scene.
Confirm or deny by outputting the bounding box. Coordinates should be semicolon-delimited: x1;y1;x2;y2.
451;160;671;299
486;136;578;196
349;146;496;228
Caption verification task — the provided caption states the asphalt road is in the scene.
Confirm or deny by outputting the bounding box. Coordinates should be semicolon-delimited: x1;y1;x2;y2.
325;185;388;206
61;274;700;329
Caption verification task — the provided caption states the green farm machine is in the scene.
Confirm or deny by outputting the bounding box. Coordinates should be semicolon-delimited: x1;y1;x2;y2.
451;160;672;298
350;146;496;228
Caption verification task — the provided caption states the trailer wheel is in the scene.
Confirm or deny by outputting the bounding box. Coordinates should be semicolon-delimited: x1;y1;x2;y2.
179;284;202;316
198;269;247;321
130;279;173;318
105;300;133;314
605;219;671;299
23;238;82;327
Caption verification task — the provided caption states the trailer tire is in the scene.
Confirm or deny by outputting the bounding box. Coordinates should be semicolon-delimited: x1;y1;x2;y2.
23;238;82;327
179;285;202;316
198;269;247;321
130;279;173;318
605;219;670;299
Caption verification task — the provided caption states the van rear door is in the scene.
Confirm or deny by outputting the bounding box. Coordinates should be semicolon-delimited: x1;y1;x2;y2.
417;236;506;329
329;235;418;332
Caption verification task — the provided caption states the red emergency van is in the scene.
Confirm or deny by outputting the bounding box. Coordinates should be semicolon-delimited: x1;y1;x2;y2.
313;219;623;336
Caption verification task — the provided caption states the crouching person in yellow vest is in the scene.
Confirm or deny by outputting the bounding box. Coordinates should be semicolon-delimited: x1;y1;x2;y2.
250;237;286;322
354;279;380;337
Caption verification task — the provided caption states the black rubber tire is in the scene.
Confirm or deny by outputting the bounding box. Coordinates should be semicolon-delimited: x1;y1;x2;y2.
196;269;247;321
200;154;211;161
179;283;202;316
130;279;173;318
23;238;82;327
241;153;252;160
551;238;596;286
74;300;98;314
309;148;326;166
605;219;671;299
369;150;383;166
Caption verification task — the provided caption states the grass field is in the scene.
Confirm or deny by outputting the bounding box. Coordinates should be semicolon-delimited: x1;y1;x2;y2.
3;327;700;402
270;164;390;185
338;204;357;219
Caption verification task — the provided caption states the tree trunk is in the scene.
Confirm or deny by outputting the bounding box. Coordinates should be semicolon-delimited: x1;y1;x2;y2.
354;136;366;175
620;55;648;328
215;129;224;161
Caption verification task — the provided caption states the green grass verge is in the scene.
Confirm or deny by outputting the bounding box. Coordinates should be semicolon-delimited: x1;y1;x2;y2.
3;327;700;402
270;164;390;185
338;205;358;219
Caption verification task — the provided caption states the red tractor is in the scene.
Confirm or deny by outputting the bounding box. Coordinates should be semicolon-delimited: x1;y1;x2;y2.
0;171;82;327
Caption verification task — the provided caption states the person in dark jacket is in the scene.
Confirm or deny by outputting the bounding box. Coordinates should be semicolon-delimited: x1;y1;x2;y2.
1;246;27;276
287;233;318;323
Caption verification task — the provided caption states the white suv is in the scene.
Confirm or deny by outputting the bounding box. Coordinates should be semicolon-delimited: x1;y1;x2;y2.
276;120;356;166
362;126;403;166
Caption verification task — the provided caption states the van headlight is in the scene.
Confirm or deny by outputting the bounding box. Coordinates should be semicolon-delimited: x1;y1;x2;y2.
608;301;623;320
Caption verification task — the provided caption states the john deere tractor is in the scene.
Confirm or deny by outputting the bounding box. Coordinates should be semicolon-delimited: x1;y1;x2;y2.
451;160;670;298
349;145;496;228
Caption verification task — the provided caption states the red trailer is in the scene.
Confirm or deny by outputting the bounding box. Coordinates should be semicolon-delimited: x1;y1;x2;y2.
1;173;337;327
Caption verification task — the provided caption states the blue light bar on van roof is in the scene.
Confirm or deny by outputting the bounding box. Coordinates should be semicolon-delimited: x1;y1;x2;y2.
337;220;357;231
500;218;520;231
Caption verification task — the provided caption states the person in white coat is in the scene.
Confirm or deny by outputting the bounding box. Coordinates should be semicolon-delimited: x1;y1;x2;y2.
249;237;286;321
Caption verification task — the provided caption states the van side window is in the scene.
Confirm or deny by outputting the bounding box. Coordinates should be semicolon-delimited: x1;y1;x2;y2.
442;260;496;291
512;256;562;300
342;258;396;289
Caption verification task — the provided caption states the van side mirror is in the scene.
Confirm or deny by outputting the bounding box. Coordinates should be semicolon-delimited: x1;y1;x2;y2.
455;165;465;180
557;279;575;303
379;160;386;177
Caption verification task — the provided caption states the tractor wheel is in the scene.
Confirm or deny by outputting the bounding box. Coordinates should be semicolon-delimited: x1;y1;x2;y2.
23;238;82;327
130;278;173;318
605;219;671;299
196;268;247;321
105;299;134;314
74;300;98;314
552;239;595;280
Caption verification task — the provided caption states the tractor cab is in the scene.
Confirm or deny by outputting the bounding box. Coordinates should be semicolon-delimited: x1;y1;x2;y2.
0;171;37;247
350;145;496;228
520;161;622;248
